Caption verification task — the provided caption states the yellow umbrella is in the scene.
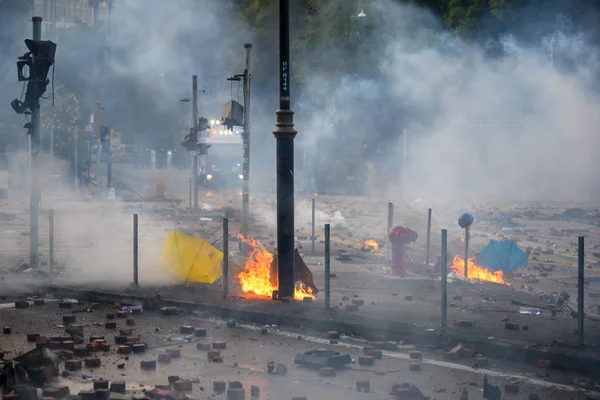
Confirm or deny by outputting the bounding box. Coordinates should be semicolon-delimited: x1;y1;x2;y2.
161;230;223;284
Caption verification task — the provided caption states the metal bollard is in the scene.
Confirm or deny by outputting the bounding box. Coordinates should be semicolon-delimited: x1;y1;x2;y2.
133;214;139;287
441;229;448;330
223;217;229;300
311;197;316;255
324;223;331;310
49;209;54;278
425;208;432;267
578;236;585;346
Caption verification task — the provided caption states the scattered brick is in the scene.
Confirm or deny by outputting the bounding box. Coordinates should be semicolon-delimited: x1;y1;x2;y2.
158;353;171;364
212;341;227;349
34;299;45;306
62;341;75;350
409;351;422;360
78;390;95;400
537;359;551;368
154;384;171;391
140;360;157;370
409;362;422;371
36;336;49;347
345;304;359;311
505;384;520;394
119;329;132;336
228;381;243;389
3;327;11;334
167;376;180;384
358;356;375;366
473;357;488;368
93;380;109;390
351;299;364;306
15;300;29;309
95;389;110;400
63;315;76;324
73;346;90;357
212;355;223;363
226;388;245;399
194;328;207;337
57;350;73;359
267;361;276;374
131;308;142;315
116;311;127;318
117;346;131;354
405;294;412;301
110;381;126;393
43;386;70;398
444;344;463;360
126;336;141;343
166;348;181;358
505;322;520;330
260;327;268;335
72;335;84;344
132;344;146;354
106;312;115;319
90;336;104;342
356;379;370;392
275;363;287;375
190;318;202;327
126;318;135;326
64;360;82;371
213;381;226;393
462;348;475;357
179;326;194;335
59;301;72;309
87;342;100;352
114;336;128;345
173;380;192;391
251;385;260;397
26;333;40;342
197;341;211;351
48;341;62;349
105;322;117;330
319;367;336;377
327;331;340;339
454;320;473;328
364;348;383;359
84;358;101;368
100;343;110;352
207;350;220;360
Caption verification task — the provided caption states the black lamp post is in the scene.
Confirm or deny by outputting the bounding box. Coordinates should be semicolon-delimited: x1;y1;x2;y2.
272;0;296;300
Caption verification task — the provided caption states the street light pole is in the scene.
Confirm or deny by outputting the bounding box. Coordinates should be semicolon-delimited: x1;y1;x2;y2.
241;43;252;242
192;75;199;210
272;0;297;300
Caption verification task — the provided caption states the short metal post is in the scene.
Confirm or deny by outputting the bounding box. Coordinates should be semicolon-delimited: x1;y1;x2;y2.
133;213;139;287
425;208;432;267
311;197;316;256
578;236;585;346
324;223;331;310
464;227;469;279
387;202;393;261
441;229;448;329
188;177;192;209
223;217;229;300
49;209;54;278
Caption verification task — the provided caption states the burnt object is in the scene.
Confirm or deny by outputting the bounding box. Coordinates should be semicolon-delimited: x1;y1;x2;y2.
294;349;351;369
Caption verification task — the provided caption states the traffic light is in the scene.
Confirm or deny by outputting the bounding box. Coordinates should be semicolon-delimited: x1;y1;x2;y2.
11;39;57;115
181;128;198;152
181;118;211;152
221;100;244;130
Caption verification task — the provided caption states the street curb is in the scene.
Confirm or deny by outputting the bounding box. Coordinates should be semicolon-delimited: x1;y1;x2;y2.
46;285;600;378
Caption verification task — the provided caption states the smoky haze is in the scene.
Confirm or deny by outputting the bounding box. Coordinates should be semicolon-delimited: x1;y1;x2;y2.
294;1;600;205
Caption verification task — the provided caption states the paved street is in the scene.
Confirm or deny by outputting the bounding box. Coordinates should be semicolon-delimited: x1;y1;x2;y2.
0;299;597;399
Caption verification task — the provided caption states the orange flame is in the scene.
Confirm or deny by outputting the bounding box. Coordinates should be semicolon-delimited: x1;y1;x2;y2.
450;255;509;285
236;233;316;301
364;239;379;250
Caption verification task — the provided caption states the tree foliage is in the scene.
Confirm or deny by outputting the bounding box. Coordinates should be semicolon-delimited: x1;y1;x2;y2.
40;88;81;156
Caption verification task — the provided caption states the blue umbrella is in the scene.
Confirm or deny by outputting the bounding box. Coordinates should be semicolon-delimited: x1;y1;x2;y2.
476;240;528;273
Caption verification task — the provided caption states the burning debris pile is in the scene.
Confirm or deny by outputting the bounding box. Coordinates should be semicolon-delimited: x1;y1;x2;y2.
450;255;509;285
362;240;379;251
236;234;316;301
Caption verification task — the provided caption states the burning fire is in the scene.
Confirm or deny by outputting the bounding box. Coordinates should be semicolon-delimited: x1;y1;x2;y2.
364;239;379;250
450;255;509;285
237;234;316;301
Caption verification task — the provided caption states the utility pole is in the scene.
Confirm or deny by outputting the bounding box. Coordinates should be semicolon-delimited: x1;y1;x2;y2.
74;125;79;189
272;0;297;300
29;16;43;270
242;43;252;240
95;102;102;188
192;75;199;210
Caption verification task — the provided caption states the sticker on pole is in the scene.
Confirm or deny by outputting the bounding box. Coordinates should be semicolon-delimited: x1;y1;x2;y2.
108;187;116;201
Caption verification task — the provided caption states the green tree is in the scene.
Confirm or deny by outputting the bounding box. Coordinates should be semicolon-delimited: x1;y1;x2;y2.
40;88;81;157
